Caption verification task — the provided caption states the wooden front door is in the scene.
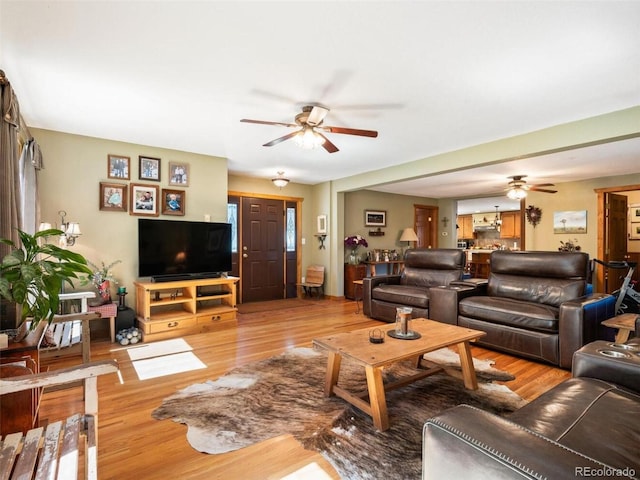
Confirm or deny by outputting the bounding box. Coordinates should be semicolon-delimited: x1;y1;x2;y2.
604;192;628;293
414;205;438;248
241;197;285;302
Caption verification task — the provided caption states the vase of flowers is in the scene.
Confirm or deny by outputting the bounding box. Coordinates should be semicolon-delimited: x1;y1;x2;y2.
82;259;122;306
344;235;368;265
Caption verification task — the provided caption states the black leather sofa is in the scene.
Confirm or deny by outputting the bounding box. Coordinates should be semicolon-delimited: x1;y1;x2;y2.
423;339;640;479
454;250;614;368
362;248;466;323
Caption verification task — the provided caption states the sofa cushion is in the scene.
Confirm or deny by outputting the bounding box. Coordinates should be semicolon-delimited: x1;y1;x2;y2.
371;284;430;309
459;296;559;332
399;248;465;288
509;377;640;473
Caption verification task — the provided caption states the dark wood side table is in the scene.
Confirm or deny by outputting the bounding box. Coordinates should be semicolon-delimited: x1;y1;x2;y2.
345;263;367;299
0;325;45;435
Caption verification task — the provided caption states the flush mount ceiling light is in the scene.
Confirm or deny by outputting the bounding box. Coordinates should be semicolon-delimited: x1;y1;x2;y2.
271;171;289;188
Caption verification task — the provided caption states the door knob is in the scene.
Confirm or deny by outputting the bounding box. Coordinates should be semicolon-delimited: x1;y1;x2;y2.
243;253;248;258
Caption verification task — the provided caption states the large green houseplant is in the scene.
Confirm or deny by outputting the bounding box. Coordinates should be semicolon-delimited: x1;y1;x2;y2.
0;229;92;333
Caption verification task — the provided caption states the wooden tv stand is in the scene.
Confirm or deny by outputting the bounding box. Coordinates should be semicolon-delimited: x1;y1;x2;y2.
134;276;239;342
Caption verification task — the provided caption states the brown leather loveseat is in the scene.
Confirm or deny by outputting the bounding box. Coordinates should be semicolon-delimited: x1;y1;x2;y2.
423;339;640;479
362;248;466;323
455;250;614;368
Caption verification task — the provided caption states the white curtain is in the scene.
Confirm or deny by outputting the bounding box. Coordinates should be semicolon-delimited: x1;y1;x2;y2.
19;139;43;235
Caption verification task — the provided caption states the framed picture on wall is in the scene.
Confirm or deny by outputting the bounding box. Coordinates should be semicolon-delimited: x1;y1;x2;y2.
630;223;640;240
317;214;327;234
364;210;386;227
161;188;185;216
139;155;161;181
168;162;189;186
107;154;130;180
99;182;128;212
130;183;159;216
630;204;640;222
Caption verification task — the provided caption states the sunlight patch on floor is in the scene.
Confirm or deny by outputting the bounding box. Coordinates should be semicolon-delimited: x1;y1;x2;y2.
132;350;206;380
278;462;334;480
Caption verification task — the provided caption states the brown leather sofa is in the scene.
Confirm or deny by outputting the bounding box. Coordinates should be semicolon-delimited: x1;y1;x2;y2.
362;248;466;322
423;339;640;479
454;250;615;368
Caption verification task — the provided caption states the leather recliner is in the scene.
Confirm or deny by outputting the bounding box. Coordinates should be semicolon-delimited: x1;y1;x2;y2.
455;250;614;368
362;248;466;323
423;339;640;479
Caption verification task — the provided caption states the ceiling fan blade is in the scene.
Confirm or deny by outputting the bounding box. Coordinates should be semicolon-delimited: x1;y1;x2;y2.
530;183;555;187
320;125;378;137
530;187;558;194
263;130;300;147
306;106;329;126
240;119;297;128
316;132;339;153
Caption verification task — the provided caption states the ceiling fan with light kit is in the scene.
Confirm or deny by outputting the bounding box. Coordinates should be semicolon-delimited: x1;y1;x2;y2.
240;104;378;153
505;175;557;199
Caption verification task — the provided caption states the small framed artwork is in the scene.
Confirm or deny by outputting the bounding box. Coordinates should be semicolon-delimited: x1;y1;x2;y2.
317;214;327;234
107;154;130;180
365;210;386;227
130;183;160;216
630;204;640;222
168;162;189;186
630;223;640;240
99;182;128;212
139;155;161;181
161;188;185;216
553;210;587;234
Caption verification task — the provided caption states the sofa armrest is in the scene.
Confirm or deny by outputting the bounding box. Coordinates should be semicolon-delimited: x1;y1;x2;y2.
558;293;616;369
362;275;401;317
423;405;610;480
428;284;480;325
572;340;640;394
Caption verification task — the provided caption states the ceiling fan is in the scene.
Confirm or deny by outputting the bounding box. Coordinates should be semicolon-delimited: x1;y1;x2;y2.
505;175;557;199
240;105;378;153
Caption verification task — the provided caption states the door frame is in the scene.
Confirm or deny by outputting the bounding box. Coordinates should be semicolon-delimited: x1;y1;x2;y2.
228;190;304;303
594;183;640;292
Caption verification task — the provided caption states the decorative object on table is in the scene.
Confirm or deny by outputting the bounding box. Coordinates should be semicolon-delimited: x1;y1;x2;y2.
389;306;421;339
369;328;385;344
399;227;419;249
525;205;542;227
99;182;128;212
138;155;161;181
364;209;386;227
82;259;122;307
161;188;186;216
152;347;522;480
344;234;368;265
115;326;143;346
107;154;130;180
168;161;189;186
129;183;160;216
0;229;92;338
553;210;587;234
558;238;581;252
117;286;128;310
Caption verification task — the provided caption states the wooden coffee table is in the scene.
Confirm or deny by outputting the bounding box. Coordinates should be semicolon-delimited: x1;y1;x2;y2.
312;319;486;431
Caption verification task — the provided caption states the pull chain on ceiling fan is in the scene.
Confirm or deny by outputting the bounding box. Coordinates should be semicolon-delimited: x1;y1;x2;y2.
240;105;378;153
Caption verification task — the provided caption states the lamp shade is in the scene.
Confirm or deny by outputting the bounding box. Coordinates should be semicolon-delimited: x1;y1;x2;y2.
399;228;419;242
507;187;527;200
271;171;290;188
65;222;82;236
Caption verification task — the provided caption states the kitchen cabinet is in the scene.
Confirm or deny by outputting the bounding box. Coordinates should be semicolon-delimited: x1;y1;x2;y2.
457;214;473;239
344;263;367;299
500;211;522;239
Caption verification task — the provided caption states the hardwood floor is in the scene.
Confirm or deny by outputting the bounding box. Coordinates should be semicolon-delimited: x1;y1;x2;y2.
38;298;570;479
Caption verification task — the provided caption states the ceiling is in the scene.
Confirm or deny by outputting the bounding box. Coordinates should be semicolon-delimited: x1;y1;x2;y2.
1;1;639;207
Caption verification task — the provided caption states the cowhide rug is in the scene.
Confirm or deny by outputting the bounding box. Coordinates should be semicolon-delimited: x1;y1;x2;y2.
152;347;526;480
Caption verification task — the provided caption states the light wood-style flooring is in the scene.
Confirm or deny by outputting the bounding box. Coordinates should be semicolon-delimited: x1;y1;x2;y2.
38;298;570;479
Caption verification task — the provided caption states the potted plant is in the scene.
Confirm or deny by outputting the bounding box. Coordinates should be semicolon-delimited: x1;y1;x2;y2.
0;228;92;338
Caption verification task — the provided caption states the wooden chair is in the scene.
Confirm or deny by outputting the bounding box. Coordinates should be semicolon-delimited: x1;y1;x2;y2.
0;360;119;480
39;312;100;364
298;265;325;298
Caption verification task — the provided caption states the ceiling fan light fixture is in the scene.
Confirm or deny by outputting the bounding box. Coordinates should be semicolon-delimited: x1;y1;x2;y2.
507;187;527;200
294;126;325;150
272;171;290;188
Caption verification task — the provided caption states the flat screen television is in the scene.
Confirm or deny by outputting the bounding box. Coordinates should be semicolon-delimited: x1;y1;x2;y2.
138;219;232;281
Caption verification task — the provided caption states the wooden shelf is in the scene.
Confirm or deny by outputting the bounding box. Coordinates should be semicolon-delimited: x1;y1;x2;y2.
134;277;239;342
